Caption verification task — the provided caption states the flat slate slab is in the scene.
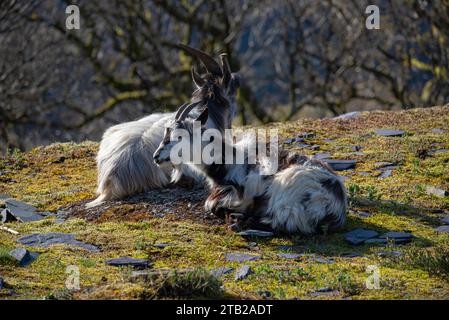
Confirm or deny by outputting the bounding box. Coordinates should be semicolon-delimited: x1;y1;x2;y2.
9;248;40;267
333;111;361;120
378;170;393;179
225;253;261;263
429;149;449;155
425;186;449;197
153;243;174;249
17;233;100;252
4;199;46;222
435;226;449;233
344;228;379;245
313;153;332;160
277;253;303;259
235;265;252;281
237;230;274;238
324;159;357;171
375;129;405;137
440;216;449;225
105;257;151;269
210;267;234;278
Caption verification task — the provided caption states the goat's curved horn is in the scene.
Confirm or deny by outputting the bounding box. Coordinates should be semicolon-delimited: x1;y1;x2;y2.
191;67;205;87
178;102;201;122
174;102;190;121
220;53;231;87
178;43;223;77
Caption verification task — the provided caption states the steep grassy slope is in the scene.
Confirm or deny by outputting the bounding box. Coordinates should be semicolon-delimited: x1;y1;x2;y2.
1;106;448;300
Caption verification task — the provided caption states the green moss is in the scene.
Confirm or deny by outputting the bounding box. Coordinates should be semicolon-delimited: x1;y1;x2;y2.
1;107;449;299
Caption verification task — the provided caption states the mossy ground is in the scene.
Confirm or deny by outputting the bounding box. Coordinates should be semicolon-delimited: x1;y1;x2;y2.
1;106;449;300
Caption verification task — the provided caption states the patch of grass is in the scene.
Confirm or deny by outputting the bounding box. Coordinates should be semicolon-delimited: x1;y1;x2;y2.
0;246;17;267
401;244;449;280
139;268;224;299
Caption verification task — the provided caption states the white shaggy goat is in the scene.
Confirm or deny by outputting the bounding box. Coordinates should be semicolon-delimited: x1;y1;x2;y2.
87;45;240;207
153;107;348;235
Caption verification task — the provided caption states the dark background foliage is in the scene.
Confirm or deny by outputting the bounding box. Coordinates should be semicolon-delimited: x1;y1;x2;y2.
0;0;448;153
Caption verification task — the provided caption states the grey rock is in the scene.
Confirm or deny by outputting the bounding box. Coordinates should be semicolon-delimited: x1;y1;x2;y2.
440;216;449;225
153;243;174;249
359;172;370;177
313;257;334;264
313;153;332;160
344;228;379;245
235;265;252;281
375;129;405;137
284;138;295;144
378;170;392;179
425;186;449;197
341;252;362;258
210;267;234;278
297;143;310;149
258;291;271;298
17;233;100;252
9;248;40;267
324;159;357;171
105;257;151;269
316;287;333;293
431;128;444;133
333;111;360;120
310;290;340;297
310;145;320;151
0;277;4;289
378;251;403;258
298;132;315;139
1;208;17;223
353;211;372;218
225;253;261;262
374;162;395;169
364;238;389;245
229;223;242;232
0;195;12;200
5;199;45;222
429;149;449;155
324;139;334;143
352;145;362;152
380;232;414;240
435;226;449;233
237;230;274;238
277;253;303;259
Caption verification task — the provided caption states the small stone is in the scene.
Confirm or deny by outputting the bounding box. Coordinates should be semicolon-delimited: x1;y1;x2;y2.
429;149;449;155
105;257;151;269
353;211;371;218
378;170;392;179
435;226;449;233
237;230;274;238
341;252;362;258
425;186;449;197
229;223;242;232
298;132;315;139
359;172;370;177
378;251;403;258
17;233;100;252
333;112;360;120
1;208;17;223
310;145;320;151
0;277;4;289
153;243;174;249
8;248;39;267
314;257;334;264
380;232;414;240
313;153;332;160
284;138;295;144
277;253;303;259
344;228;379;245
440;216;449;225
375;129;405;137
235;265;252;281
431;128;444;133
324;159;357;171
210;267;234;278
5;199;46;223
374;162;395;169
316;287;333;293
258;291;271;298
324;139;334;143
225;253;261;262
351;146;362;152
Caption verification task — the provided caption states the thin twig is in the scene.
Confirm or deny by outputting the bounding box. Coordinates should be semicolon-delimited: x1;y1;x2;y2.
0;225;19;235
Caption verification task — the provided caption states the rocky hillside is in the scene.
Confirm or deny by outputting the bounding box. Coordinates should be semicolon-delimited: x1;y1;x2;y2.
1;106;449;300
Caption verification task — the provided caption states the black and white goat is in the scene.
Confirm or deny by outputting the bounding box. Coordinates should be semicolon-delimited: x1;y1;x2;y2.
153;107;347;235
87;45;240;207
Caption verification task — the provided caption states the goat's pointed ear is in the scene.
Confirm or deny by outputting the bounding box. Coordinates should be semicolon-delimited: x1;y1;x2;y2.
220;53;231;88
196;108;208;126
191;67;205;89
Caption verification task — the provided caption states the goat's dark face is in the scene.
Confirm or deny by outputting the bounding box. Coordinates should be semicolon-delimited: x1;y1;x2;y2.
153;107;209;166
178;44;240;127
